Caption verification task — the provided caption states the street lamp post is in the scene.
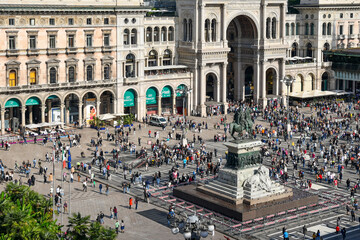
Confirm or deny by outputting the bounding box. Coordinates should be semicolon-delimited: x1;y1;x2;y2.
280;76;295;133
170;212;215;240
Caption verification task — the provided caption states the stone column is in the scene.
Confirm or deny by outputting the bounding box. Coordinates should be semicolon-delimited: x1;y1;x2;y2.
60;104;65;126
1;108;5;135
157;96;162;115
41;104;46;123
29;106;33;124
253;60;260;104
222;62;228;113
260;60;267;107
199;65;206;117
172;93;176;114
96;101;101;117
65;99;70;124
200;3;205;42
221;4;226;42
240;65;246;101
192;65;198;109
280;4;285;39
47;100;52;123
78;102;83;127
21;106;26;127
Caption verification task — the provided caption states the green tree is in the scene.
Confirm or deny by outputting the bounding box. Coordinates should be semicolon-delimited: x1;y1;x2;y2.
0;183;61;239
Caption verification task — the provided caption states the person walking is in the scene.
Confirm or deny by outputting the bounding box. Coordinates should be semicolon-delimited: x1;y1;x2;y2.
135;197;139;210
110;207;113;219
129;197;133;209
120;220;125;233
283;230;289;240
341;227;346;240
351;209;356;221
63;201;68;213
302;225;307;239
113;206;118;219
99;183;103;194
106;184;109;196
115;220;120;234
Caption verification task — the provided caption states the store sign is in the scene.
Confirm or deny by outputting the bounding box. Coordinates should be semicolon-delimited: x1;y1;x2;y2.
161;86;171;98
26;97;41;106
124;90;135;107
5;98;20;108
146;88;157;105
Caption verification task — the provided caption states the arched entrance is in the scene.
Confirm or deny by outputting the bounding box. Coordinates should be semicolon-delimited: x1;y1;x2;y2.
206;73;217;102
100;91;114;114
4;98;22;131
124;89;137;115
83;92;97;122
25;96;41;124
321;72;329;91
64;94;79;124
161;85;174;114
244;66;254;98
226;15;258;101
146;87;159;115
266;68;276;95
45;95;61;123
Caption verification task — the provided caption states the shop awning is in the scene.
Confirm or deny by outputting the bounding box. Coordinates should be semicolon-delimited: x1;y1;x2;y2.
289;90;343;99
146;87;157;105
124;90;135;107
176;84;186;97
99;114;115;121
161;86;172;98
26;97;41;106
5;98;21;108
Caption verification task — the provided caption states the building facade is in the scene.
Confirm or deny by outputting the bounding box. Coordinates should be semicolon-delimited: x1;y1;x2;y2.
0;0;358;133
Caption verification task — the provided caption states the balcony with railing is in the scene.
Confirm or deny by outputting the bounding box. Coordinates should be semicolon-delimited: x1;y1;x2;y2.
27;48;39;56
66;47;78;55
285;56;317;69
0;79;116;93
144;65;190;80
6;49;19;57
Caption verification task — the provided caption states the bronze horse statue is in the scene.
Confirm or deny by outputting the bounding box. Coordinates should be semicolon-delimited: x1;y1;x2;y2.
229;107;253;140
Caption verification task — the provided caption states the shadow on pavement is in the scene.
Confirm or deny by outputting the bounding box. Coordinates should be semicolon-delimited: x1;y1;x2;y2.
136;209;168;226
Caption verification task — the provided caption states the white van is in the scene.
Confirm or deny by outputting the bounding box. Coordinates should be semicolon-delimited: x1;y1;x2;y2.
149;116;167;127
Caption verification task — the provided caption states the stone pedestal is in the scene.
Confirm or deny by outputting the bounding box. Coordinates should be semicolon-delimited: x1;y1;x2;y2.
174;138;317;221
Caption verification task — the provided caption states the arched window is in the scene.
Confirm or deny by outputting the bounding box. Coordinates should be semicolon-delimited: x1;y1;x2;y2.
266;18;271;39
188;20;193;42
146;27;152;42
306;43;313;58
322;23;326;35
183;19;188;41
125;54;135;78
291;23;295;35
310;23;315;35
68;66;75;82
301;77;304;92
271;17;277;39
296;22;300;35
154;27;160;42
9;70;17;87
285;23;289;36
104;64;110;80
323;43;330;62
168;27;174;41
124;29;130;45
305;23;309;35
211;19;216;42
161;27;167;42
49;67;57;84
291;42;298;57
148;50;158;67
29;69;37;85
86;65;93;81
327;23;331;35
131;29;137;45
205;19;210;42
163;49;172;66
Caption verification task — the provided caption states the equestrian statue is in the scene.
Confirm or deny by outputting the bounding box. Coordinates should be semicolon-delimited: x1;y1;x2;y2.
229;107;254;140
